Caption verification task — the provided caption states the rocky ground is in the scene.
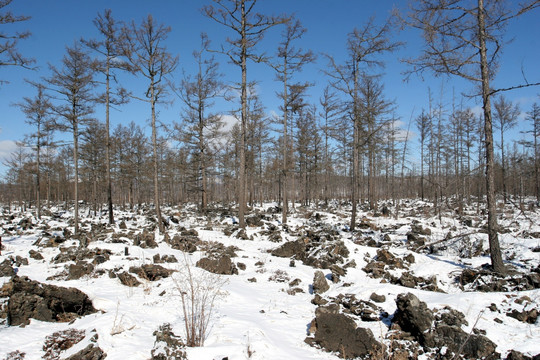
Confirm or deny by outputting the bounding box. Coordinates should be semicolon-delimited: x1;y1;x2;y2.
0;199;539;359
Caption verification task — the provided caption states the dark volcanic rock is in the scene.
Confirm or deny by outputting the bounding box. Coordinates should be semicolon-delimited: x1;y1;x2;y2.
312;271;329;294
117;271;141;287
393;293;499;359
67;261;95;280
271;240;305;259
393;293;434;343
65;344;107;360
0;259;15;277
306;305;383;358
7;276;96;326
129;264;173;281
196;255;238;275
151;323;187;359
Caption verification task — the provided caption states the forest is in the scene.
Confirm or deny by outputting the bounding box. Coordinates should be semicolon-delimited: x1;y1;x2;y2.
0;0;540;359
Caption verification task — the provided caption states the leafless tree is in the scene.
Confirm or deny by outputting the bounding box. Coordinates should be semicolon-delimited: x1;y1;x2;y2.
82;9;131;225
269;17;315;224
203;0;287;228
172;33;224;213
402;0;540;273
47;44;96;234
122;14;178;233
493;95;520;203
16;82;52;218
324;16;401;230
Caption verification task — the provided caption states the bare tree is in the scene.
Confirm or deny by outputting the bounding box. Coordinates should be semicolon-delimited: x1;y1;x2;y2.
0;0;33;72
47;44;96;234
324;16;401;230
269;17;315;224
522;103;540;203
319;86;341;205
82;9;131;225
493;95;520;203
403;0;540;273
16;82;52;219
172;33;224;213
415;109;430;201
123;14;178;233
203;0;287;228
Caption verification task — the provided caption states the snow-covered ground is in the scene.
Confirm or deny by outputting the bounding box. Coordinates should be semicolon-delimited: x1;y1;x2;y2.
0;200;538;359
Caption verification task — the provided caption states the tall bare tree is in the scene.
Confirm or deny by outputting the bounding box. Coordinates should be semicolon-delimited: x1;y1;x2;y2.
269;17;315;224
319;86;341;205
123;14;178;233
16;82;52;219
47;44;96;234
172;33;224;213
0;0;33;72
325;16;401;230
403;0;540;273
203;0;287;228
82;9;130;225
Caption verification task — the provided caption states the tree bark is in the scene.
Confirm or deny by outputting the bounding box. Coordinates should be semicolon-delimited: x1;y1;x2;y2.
478;0;505;273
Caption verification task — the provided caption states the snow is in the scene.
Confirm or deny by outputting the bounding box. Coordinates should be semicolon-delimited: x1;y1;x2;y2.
0;200;539;359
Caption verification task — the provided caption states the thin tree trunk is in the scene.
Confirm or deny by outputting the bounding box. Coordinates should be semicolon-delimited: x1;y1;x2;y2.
151;88;164;233
106;64;114;224
478;0;505;273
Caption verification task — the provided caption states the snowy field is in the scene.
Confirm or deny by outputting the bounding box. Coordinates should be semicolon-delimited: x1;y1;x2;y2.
0;200;538;359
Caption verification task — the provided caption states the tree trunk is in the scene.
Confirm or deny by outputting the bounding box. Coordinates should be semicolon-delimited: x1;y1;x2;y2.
151;87;164;234
238;0;247;229
73;122;79;234
478;0;505;274
106;63;114;224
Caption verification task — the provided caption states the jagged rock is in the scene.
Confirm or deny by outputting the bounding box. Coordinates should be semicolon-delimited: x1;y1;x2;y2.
67;261;94;280
65;344;106;360
393;293;434;343
313;271;329;294
306;305;384;358
168;234;198;253
196;256;238;275
53;247;111;265
376;249;404;268
7;276;96;326
134;230;158;248
129;264;173;281
271;240;305;259
153;254;178;264
370;293;386;303
151;323;187;359
117;271;141;287
505;350;539;360
393;293;499;359
29;250;44;260
506;308;538;324
0;259;15;277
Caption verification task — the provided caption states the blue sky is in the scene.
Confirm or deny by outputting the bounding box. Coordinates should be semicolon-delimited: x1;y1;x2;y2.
1;0;539;177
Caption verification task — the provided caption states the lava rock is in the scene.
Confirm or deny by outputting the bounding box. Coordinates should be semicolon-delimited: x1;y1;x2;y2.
7;276;96;326
313;271;330;294
196;256;238;275
306;305;384;358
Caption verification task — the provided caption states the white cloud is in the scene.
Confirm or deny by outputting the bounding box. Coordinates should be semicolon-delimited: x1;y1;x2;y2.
221;114;239;134
0;140;18;161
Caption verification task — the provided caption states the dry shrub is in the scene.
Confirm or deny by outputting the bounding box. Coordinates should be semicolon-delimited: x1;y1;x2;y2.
173;254;228;347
